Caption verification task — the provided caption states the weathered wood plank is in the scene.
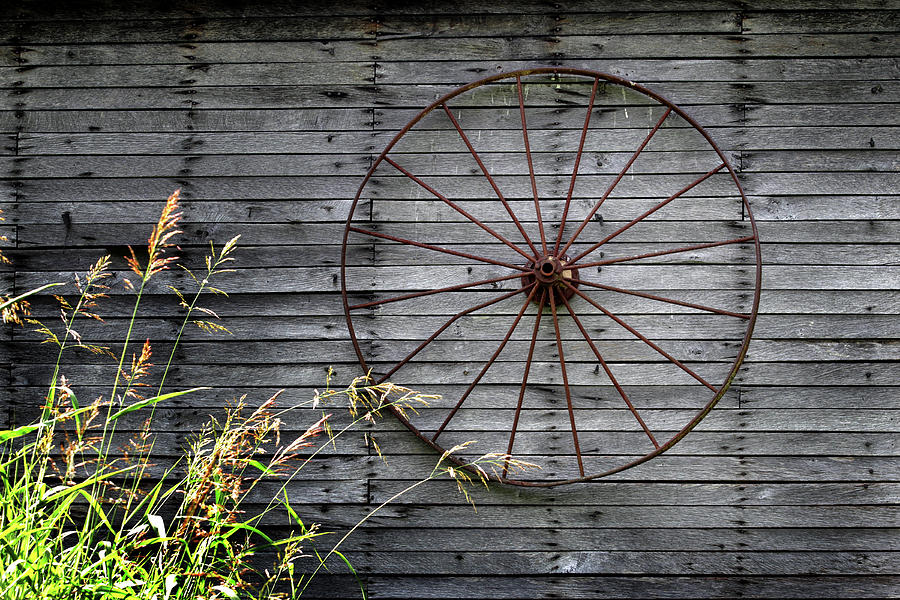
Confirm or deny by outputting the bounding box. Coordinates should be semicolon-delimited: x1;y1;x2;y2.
380;99;678;133
744;10;900;34
8;174;896;208
3;85;379;111
1;62;375;87
0;133;15;155
6;81;899;111
4;16;377;43
11;238;890;271
375;12;741;37
739;385;900;409
0;102;761;132
370;81;900;108
373;361;897;388
7;384;740;415
365;575;900;599
7;41;375;65
13;263;755;294
385;480;900;510
1;0;384;19
377;103;900;130
741;172;898;196
9;381;898;411
377;126;900;154
368;431;899;457
9;338;895;365
371;338;900;364
366;197;896;223
399;455;899;484
11;220;867;247
7;34;896;67
12;0;881;20
7;240;886;271
12;288;898;318
143;496;900;526
742;150;900;173
4;151;741;178
17;453;899;488
343;406;900;434
19;127;898;155
10;361;746;388
0;108;373;132
95;410;900;457
375;33;899;60
10;308;899;342
16;131;377;155
363;242;895;266
6;199;360;224
341;550;900;575
0;338;744;364
745;103;900;127
349;525;900;552
16;262;894;296
377;58;900;83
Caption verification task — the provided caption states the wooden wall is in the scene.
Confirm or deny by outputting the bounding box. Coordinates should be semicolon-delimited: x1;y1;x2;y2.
2;1;898;598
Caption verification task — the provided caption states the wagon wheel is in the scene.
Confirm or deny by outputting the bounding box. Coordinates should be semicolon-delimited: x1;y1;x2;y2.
341;68;761;486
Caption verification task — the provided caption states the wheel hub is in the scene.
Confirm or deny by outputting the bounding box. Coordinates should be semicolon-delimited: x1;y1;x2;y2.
522;255;579;304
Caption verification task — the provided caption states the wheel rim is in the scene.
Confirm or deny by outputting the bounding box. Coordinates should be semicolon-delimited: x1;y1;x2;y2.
341;68;762;486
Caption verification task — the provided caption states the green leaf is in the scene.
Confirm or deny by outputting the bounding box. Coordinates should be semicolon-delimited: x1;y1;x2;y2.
221;521;275;546
247;459;275;475
281;491;304;528
108;387;209;421
333;550;367;600
0;403;96;443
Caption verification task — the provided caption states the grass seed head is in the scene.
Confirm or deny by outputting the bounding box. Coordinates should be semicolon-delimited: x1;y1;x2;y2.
127;190;183;280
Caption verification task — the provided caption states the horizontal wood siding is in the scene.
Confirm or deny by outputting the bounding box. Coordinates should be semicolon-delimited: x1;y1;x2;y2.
2;1;898;598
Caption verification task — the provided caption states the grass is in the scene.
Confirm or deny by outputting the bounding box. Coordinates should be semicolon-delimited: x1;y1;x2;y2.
0;194;533;599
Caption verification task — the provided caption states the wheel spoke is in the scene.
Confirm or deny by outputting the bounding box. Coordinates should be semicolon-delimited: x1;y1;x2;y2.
432;286;539;442
503;288;546;477
549;291;585;478
553;76;600;255
563;281;719;392
384;156;534;261
516;75;548;255
559;107;672;258
349;272;525;311
568;162;727;266
348;225;530;272
375;282;535;384
559;293;659;448
441;103;541;259
577;235;757;269
569;277;751;320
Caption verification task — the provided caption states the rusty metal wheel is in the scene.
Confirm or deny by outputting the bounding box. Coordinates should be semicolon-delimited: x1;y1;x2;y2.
341;68;761;486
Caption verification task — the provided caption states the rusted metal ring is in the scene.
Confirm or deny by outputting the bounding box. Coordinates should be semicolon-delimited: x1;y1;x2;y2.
340;67;762;487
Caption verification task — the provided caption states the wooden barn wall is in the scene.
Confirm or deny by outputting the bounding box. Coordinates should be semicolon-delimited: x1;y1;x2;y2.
2;1;898;598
